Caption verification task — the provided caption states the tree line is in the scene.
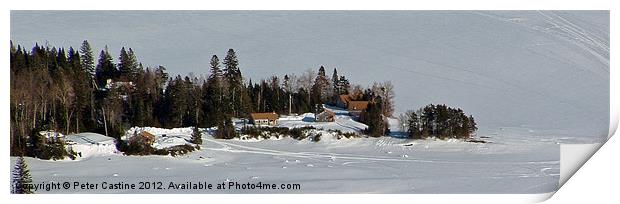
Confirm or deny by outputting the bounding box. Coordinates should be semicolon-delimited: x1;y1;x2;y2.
10;40;398;156
400;104;477;140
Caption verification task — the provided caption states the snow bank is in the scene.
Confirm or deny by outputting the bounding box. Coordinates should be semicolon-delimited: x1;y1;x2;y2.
124;127;198;150
65;133;119;158
275;109;367;134
152;136;193;149
125;126;195;138
39;130;64;139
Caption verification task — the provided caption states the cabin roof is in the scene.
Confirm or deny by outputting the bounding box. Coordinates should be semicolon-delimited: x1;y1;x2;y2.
348;101;369;111
339;94;352;104
139;131;155;138
250;112;279;120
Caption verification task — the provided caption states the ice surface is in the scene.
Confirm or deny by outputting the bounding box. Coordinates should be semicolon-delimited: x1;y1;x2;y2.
11;126;559;193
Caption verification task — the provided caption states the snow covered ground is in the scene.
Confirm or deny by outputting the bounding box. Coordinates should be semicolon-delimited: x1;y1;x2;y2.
276;105;368;134
64;133;119;159
124;127;196;149
10;106;565;194
11;117;560;193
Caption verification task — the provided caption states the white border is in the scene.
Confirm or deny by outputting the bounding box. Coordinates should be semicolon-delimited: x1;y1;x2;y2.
3;0;618;204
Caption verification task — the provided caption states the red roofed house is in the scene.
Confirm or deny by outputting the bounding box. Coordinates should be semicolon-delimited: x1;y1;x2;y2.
347;101;369;117
250;112;279;126
336;94;352;109
336;94;369;117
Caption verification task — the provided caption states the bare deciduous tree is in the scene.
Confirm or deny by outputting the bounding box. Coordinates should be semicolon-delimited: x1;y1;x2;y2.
370;81;395;117
55;70;75;135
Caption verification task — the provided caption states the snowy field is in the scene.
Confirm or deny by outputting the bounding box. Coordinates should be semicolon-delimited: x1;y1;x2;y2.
10;115;560;193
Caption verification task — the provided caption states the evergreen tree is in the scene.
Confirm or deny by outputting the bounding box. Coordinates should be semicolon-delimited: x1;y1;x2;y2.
215;117;237;139
118;47;131;80
238;86;253;116
118;47;139;81
163;76;188;128
150;66;169;127
294;88;311;114
130;89;147;127
420;104;436;137
11;156;33;194
128;48;139;77
180;76;195;127
332;68;338;92
435;104;449;138
128;67;147;127
67;47;81;72
68;47;94;132
468;115;477;136
203;55;224;128
407;111;422;139
223;49;244;117
362;98;386;137
78;41;98;132
47;47;59;75
56;48;68;71
95;46;117;87
336;76;350;95
191;126;203;145
266;76;283;112
79;40;95;79
311;66;330;109
283;75;292;114
413;104;477;139
186;77;202;127
29;128;46;158
223;49;239;77
283;75;291;92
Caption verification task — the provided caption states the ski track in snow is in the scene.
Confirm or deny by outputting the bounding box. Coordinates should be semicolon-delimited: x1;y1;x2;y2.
203;138;559;165
472;10;609;74
536;11;609;69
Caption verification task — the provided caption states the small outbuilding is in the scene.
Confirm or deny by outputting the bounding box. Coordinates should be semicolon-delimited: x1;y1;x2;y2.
337;94;369;115
130;131;156;146
315;109;336;122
